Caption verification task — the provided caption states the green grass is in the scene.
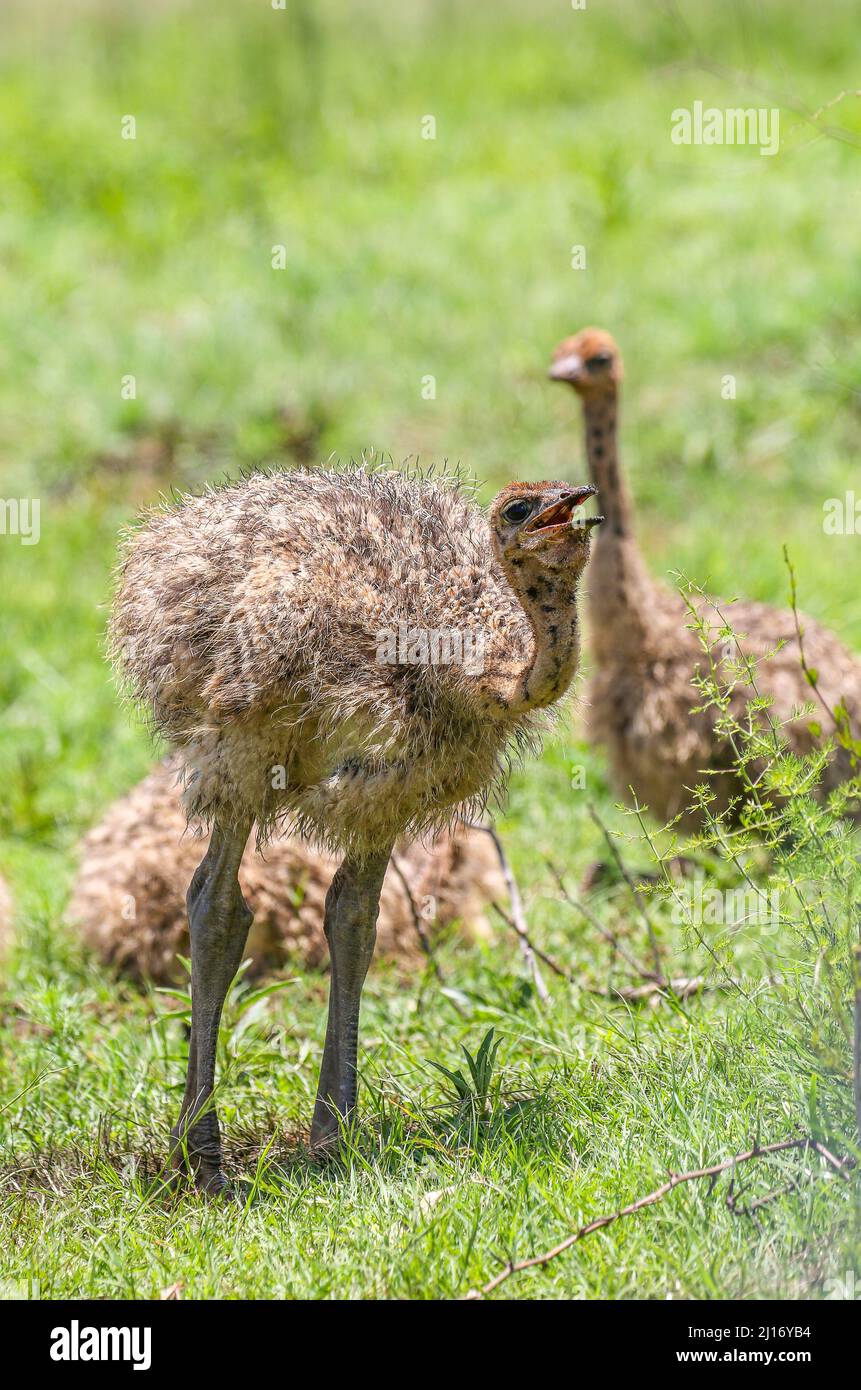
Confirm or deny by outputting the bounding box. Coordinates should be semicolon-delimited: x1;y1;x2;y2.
1;0;860;1299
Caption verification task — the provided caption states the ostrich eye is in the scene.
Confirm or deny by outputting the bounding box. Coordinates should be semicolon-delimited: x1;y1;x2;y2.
586;352;612;371
502;498;533;524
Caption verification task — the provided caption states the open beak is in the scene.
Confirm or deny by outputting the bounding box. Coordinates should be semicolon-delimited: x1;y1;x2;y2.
525;485;604;539
548;353;583;383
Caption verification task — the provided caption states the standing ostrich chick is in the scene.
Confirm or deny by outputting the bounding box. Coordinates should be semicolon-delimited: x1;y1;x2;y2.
549;328;861;823
111;465;601;1192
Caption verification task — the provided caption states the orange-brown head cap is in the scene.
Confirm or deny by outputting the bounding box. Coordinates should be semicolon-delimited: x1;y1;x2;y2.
548;328;623;396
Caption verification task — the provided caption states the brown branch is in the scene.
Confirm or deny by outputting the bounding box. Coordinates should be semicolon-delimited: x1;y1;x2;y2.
467;1136;852;1298
606;975;706;1004
504;862;716;1006
490;901;573;983
494;894;712;1006
813;1142;854;1180
580;976;706;1005
593;969;744;1005
587;803;663;979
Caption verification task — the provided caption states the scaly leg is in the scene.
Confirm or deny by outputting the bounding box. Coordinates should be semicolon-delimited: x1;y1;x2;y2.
170;817;253;1195
310;847;392;1152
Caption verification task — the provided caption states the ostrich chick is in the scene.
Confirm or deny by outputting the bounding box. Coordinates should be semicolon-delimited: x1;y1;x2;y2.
549;328;861;824
111;465;601;1192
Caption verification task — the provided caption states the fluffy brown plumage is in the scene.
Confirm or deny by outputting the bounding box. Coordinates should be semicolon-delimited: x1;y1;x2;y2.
69;759;504;985
550;328;861;824
110;464;599;857
109;462;599;1180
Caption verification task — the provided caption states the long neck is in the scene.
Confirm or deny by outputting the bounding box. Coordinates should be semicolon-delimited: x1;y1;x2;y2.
478;555;583;717
581;388;653;657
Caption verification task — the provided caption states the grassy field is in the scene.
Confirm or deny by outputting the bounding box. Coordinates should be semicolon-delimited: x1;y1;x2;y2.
1;0;860;1299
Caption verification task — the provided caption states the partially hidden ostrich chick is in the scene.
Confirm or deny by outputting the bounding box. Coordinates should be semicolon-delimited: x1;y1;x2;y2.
549;328;861;827
69;758;504;986
110;464;600;1192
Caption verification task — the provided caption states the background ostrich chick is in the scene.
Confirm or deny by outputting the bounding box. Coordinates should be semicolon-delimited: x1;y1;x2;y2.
549;328;861;825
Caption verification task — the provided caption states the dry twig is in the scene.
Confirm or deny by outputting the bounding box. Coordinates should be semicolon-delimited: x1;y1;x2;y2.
467;1136;852;1298
490;902;572;984
605;976;706;1004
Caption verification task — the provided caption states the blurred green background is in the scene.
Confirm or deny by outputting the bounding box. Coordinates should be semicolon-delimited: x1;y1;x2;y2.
1;0;860;1299
2;0;861;854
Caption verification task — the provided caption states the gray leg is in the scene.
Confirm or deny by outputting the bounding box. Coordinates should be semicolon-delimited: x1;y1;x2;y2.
310;847;392;1152
170;817;253;1195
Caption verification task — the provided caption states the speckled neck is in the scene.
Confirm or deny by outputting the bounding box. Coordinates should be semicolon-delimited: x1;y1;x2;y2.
583;392;633;537
582;390;652;657
489;553;583;715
